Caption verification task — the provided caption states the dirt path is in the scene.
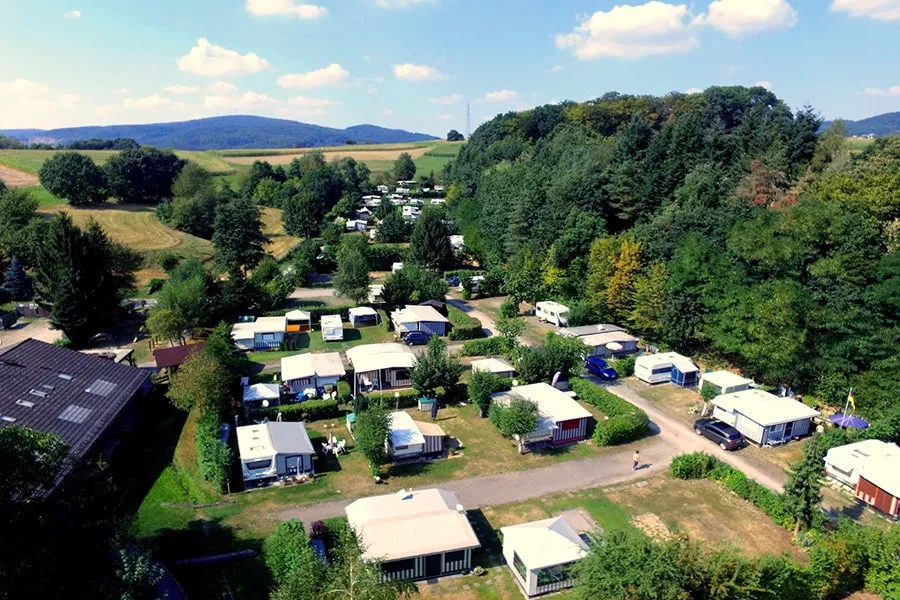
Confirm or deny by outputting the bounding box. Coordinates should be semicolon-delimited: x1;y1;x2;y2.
0;319;63;350
0;164;39;187
447;296;499;338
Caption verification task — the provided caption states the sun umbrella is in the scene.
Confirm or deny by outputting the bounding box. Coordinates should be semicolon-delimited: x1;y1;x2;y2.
605;342;624;351
829;413;869;429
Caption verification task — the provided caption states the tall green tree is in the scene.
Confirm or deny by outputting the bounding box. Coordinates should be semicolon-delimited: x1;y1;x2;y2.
2;255;32;301
447;130;464;142
264;520;313;581
213;197;267;275
0;426;68;504
375;210;410;243
354;404;390;472
393;152;416;181
411;336;462;397
333;235;371;305
783;436;827;536
489;397;538;454
168;351;232;413
38;151;107;205
0;187;43;265
33;214;140;346
468;371;506;418
104;147;184;203
282;191;323;238
409;208;452;270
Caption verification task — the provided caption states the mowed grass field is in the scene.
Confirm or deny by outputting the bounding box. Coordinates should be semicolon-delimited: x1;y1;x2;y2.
0;149;236;175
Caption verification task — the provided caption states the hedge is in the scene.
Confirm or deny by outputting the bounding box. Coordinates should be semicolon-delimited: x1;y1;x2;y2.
366;244;408;271
195;410;232;493
255;399;340;422
264;305;356;323
610;355;635;377
670;452;793;529
460;337;511;357
570;377;649;446
358;385;465;410
447;306;485;341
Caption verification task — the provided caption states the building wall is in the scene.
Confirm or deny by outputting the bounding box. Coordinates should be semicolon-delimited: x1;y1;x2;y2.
552;418;588;445
275;452;314;476
381;548;473;582
423;434;444;454
390;441;424;459
254;332;284;350
856;477;899;517
733;414;765;445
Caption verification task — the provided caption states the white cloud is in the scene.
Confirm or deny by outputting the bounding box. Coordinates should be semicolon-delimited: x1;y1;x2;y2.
755;80;773;90
437;114;454;120
864;86;900;96
383;108;395;117
165;84;200;94
208;81;240;94
246;0;327;18
113;88;131;96
700;0;798;37
204;91;277;110
123;94;184;110
277;63;349;89
479;89;518;103
831;0;900;21
177;38;273;77
551;64;564;73
555;2;699;59
393;63;447;81
686;87;703;93
64;9;81;19
428;93;463;105
0;79;80;128
288;95;338;107
375;0;436;8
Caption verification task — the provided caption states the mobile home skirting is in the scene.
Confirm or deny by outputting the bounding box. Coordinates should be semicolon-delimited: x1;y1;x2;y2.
423;433;444;454
856;476;900;517
381;548;473;582
552;418;589;445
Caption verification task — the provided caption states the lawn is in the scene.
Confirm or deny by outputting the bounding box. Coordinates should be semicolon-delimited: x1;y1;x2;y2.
466;295;553;346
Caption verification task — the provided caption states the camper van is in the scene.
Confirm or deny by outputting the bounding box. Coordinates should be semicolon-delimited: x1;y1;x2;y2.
535;301;569;327
321;314;344;342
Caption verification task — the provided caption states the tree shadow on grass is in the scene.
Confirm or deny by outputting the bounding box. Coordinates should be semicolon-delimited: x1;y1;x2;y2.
466;508;504;569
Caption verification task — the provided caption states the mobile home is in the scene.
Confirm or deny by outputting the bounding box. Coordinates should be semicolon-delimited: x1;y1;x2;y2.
634;352;699;387
501;516;588;597
321;315;344;342
824;440;900;489
387;411;445;460
237;421;314;485
535;301;569;327
347;343;417;396
231;316;287;351
558;324;638;358
492;383;592;448
281;352;346;396
699;370;754;396
711;389;819;446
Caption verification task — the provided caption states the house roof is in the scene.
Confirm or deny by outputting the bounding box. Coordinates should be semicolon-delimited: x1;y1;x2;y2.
285;310;311;322
348;307;378;318
537;301;569;311
471;357;515;375
391;304;450;325
825;440;900;471
281;352;346;382
712;389;819;426
858;455;900;498
236;421;314;461
242;383;280;402
501;516;588;569
636;352;698;373
559;323;626;338
701;370;754;389
0;339;150;482
390;411;425;447
231;316;286;339
345;488;480;561
577;330;639;349
503;382;592;423
152;343;204;369
346;343;416;373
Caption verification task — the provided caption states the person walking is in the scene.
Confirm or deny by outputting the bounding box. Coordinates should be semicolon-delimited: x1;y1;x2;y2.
632;450;640;471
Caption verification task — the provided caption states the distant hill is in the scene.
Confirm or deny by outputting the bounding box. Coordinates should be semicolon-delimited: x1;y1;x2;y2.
0;115;438;151
822;111;900;137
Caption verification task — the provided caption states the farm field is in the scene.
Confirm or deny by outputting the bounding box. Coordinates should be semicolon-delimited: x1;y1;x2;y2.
0;148;236;175
221;145;432;166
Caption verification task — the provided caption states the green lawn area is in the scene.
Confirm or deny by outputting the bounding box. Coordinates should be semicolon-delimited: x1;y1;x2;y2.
0;148;235;175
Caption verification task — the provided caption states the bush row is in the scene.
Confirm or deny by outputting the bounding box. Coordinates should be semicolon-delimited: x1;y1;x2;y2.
255;399;340;422
459;337;514;357
195;410;232;493
570;377;649;446
263;305;358;323
447;307;485;341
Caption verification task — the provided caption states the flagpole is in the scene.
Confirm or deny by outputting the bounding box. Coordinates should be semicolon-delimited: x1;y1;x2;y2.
840;388;852;427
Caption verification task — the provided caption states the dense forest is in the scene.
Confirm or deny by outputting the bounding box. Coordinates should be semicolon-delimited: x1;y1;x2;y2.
446;87;899;420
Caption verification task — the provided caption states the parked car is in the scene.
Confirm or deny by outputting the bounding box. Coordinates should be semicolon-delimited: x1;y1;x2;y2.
446;275;460;287
694;418;745;450
585;356;618;380
401;331;431;346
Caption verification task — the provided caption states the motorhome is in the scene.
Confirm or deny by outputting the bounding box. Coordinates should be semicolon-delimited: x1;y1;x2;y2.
535;301;569;327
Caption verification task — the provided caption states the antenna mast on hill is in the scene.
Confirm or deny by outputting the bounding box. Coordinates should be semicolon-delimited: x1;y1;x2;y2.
466;101;471;139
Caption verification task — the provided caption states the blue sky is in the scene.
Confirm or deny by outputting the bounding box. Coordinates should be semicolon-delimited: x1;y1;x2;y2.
1;0;899;135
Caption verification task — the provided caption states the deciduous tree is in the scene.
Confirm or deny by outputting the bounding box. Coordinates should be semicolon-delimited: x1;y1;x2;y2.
213;197;267;275
393;152;416;181
354;404;390;471
38;151;107;205
104;147;184;203
411;336;462;397
333;235;371;305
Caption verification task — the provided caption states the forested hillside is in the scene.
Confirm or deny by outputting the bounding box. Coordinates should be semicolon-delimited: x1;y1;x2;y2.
446;87;900;420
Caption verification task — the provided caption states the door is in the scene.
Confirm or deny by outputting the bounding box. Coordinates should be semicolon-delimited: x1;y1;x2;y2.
425;554;442;578
783;421;795;440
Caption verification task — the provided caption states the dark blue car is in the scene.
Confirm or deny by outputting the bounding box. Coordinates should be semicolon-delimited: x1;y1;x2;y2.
402;331;431;346
585;356;618;380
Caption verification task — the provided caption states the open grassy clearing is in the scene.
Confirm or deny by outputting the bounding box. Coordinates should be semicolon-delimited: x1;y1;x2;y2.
222;145;433;166
0;163;39;187
0;148;236;175
216;141;440;157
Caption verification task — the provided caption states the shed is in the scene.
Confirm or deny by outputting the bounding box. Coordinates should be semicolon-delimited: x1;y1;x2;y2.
494;383;593;447
321;315;344;342
242;383;280;407
699;370;754;396
711;389;819;446
391;305;450;337
152;342;205;372
855;456;900;518
345;489;480;581
388;411;445;459
285;310;312;333
471;357;516;378
824;440;900;489
231;316;286;351
558;324;638;358
634;352;699;387
237;421;314;484
368;284;385;305
349;307;380;328
346;343;417;395
501;516;588;597
281;352;346;395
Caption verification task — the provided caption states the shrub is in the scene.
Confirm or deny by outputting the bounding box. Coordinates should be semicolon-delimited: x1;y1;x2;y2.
499;297;519;318
195;410;232;493
670;452;718;480
366;244;408;271
447;306;485;340
260;399;339;422
570;378;649;446
309;520;327;540
364;389;421;410
148;278;167;295
158;251;182;272
460;337;513;357
337;380;352;402
610;355;635;377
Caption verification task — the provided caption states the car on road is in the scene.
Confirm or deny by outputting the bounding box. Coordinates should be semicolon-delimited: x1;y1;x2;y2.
585;356;618;380
401;331;431;346
694;418;745;450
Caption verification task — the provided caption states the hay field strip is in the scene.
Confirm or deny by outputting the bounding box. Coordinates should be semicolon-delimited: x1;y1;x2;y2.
0;149;236;175
216;140;438;157
221;145;433;166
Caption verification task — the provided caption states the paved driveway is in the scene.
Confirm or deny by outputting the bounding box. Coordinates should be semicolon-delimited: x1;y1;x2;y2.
0;319;63;350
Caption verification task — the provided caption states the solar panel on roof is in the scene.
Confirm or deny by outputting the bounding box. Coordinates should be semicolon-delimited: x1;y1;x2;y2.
85;379;117;397
58;405;93;424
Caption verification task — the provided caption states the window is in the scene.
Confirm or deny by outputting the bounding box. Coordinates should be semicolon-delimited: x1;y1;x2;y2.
262;333;276;341
651;366;672;375
445;550;465;563
512;552;527;581
395;369;410;380
382;558;415;575
394;445;408;451
536;563;573;586
245;459;272;471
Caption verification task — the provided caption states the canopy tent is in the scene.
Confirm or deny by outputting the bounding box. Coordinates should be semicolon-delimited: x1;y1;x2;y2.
829;413;870;429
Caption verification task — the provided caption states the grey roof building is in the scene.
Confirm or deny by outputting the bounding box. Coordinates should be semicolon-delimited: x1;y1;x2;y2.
0;339;152;482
